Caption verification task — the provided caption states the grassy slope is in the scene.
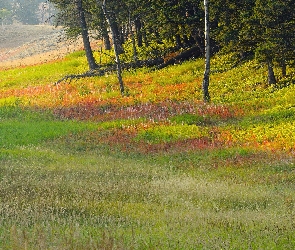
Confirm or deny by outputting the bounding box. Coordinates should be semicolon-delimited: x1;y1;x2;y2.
0;52;295;249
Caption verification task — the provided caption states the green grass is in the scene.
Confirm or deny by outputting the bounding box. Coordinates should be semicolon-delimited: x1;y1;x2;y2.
0;53;88;89
0;106;97;149
1;144;295;249
0;50;295;248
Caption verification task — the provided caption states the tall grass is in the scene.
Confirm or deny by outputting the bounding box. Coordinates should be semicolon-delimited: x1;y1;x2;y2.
0;50;295;248
1;142;295;249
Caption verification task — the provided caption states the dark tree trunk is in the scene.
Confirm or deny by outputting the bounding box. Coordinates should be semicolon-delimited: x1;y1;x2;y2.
103;30;111;50
112;27;124;54
157;46;201;69
202;0;210;102
107;15;124;54
134;18;143;47
128;13;138;63
100;14;111;50
267;61;276;84
191;28;205;55
142;23;149;46
183;35;190;47
175;34;182;48
76;0;98;70
120;25;125;44
101;0;125;95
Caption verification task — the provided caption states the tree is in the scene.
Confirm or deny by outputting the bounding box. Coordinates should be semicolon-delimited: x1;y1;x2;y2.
202;0;210;102
89;8;111;50
76;0;98;70
50;0;98;70
253;0;295;83
210;0;256;54
100;0;124;95
211;0;295;85
138;0;204;49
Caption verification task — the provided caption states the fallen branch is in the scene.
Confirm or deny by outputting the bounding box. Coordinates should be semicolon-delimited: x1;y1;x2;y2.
156;46;201;70
54;47;199;85
54;69;104;85
54;58;164;85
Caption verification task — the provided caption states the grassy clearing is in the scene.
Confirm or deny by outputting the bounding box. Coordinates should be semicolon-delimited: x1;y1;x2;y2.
1;144;295;249
0;106;97;149
0;51;295;248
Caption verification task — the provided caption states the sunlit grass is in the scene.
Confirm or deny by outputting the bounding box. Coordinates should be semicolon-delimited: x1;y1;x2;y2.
1;143;295;248
0;52;88;89
0;49;295;248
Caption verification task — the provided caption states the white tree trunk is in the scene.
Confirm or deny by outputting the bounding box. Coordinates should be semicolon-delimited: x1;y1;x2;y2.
101;0;125;95
202;0;210;102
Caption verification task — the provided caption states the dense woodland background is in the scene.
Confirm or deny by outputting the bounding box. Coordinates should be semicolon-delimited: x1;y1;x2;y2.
1;0;295;85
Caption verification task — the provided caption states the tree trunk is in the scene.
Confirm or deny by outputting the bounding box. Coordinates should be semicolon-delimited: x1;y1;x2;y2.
191;28;205;55
157;46;200;69
103;30;111;50
76;0;98;70
100;13;111;50
134;18;143;47
202;0;210;102
129;13;138;63
101;0;125;95
183;35;190;47
106;13;124;54
175;34;182;48
142;24;149;46
267;61;276;84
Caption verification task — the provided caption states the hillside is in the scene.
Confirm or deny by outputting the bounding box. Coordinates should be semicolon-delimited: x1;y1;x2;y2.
0;25;87;68
0;42;295;248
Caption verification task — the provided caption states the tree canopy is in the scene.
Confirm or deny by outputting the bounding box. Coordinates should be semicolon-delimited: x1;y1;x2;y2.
49;0;295;86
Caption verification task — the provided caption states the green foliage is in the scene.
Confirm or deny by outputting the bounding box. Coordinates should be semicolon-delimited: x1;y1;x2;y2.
255;41;277;63
0;97;21;107
212;0;295;83
135;124;206;143
121;39;174;62
211;52;243;73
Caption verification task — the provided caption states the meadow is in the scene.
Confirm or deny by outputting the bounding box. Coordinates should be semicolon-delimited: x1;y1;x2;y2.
0;49;295;249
